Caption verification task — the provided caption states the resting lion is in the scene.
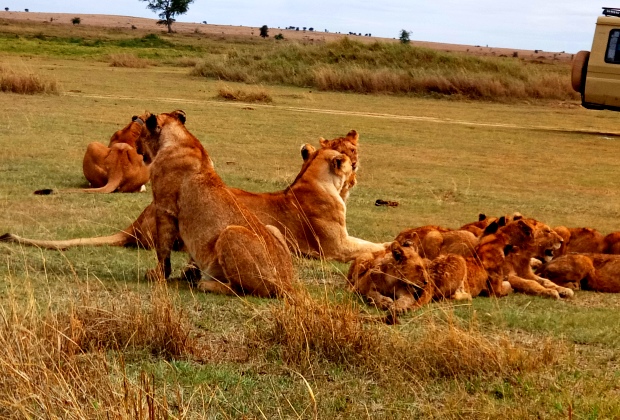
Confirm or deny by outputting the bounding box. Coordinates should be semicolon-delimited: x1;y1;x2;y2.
137;110;294;297
35;116;150;194
3;129;383;262
347;241;471;313
537;253;620;293
553;226;620;256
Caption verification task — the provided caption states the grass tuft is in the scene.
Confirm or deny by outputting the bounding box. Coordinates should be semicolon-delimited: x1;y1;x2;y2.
254;290;564;381
109;53;151;68
216;83;273;103
0;66;58;94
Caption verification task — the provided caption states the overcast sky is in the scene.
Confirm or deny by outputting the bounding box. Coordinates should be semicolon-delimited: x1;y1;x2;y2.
5;1;608;52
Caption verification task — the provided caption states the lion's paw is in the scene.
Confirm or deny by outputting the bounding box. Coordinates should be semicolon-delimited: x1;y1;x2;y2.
369;295;393;310
453;291;473;302
558;287;574;299
545;289;561;300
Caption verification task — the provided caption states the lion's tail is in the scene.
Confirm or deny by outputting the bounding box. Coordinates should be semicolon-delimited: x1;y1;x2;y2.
0;231;132;250
35;145;132;194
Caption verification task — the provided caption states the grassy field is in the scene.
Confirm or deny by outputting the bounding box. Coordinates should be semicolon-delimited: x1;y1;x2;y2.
2;18;620;419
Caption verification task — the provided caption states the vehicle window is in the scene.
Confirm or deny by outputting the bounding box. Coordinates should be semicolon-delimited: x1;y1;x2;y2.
605;29;620;63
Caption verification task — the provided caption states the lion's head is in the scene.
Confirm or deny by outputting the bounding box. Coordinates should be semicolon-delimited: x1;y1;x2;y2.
137;110;187;162
527;219;563;262
384;241;430;296
318;130;359;171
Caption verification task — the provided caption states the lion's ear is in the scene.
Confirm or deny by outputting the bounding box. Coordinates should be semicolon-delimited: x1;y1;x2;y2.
478;213;487;222
483;220;499;236
512;212;523;221
390;242;405;262
145;113;158;132
503;244;515;255
300;143;316;161
346;130;359;145
517;219;533;237
331;155;346;172
132;115;138;121
171;110;186;124
498;216;506;227
319;137;329;148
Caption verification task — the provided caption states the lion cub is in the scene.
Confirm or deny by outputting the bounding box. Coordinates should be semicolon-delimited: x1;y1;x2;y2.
347;242;471;313
138;110;294;298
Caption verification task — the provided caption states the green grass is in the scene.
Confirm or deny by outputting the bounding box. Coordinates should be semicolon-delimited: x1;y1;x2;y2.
1;19;620;419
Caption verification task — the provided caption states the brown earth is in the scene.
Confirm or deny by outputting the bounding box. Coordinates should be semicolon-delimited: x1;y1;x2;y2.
0;11;572;62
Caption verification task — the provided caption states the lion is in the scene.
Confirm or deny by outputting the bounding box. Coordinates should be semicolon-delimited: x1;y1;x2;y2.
34;116;150;194
394;226;477;260
4;130;384;263
136;109;294;298
552;226;606;256
538;253;620;293
347;241;470;313
315;129;359;201
499;218;573;299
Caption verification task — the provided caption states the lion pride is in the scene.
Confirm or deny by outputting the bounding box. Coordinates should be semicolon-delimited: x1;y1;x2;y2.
35;116;150;194
4;129;383;262
137;110;294;297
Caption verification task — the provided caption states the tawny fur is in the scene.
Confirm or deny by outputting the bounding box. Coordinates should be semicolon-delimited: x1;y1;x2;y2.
538;253;620;293
138;110;294;298
8;131;383;262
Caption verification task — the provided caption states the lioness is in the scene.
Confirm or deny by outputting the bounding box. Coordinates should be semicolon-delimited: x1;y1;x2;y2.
4;131;383;262
35;116;150;194
538;253;620;293
137;110;294;297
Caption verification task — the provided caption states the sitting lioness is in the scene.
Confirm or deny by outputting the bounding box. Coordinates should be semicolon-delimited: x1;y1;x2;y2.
35;116;150;194
137;109;294;298
4;130;383;262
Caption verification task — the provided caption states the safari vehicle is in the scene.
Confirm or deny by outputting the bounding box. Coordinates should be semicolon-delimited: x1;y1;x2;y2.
572;7;620;110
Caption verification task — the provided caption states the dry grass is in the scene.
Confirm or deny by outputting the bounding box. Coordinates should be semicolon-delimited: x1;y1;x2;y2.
216;83;273;103
59;281;199;359
0;280;196;418
109;53;151;68
254;290;564;381
0;66;58;94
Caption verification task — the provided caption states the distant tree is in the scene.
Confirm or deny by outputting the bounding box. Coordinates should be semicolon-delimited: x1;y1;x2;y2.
140;0;194;33
399;29;411;44
72;17;81;25
24;8;28;12
260;25;269;38
4;7;8;11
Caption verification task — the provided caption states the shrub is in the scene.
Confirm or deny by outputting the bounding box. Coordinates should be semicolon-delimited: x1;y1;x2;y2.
275;33;284;40
399;29;411;44
108;53;150;68
260;25;269;38
72;17;80;25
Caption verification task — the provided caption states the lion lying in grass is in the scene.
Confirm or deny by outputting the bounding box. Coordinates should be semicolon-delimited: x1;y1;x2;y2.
138;110;294;298
4;128;383;262
538;253;620;293
35;116;150;194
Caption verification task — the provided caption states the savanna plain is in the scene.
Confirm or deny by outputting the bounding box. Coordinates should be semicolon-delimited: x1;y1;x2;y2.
2;15;620;419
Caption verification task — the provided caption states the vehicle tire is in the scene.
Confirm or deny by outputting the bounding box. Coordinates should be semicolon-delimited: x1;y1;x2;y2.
571;50;590;93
